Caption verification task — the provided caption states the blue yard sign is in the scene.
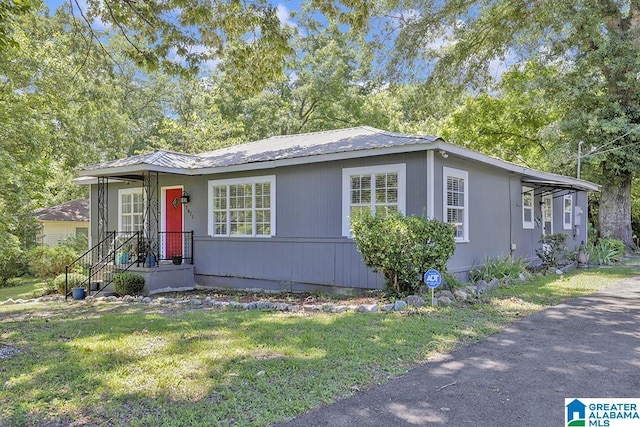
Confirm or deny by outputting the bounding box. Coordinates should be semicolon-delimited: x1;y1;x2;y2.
424;269;442;289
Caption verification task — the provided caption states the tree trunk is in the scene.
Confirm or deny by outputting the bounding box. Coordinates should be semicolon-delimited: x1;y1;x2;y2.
598;168;634;247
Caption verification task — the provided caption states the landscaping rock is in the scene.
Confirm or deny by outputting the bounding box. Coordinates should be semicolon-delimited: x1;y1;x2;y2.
476;280;487;295
332;305;348;313
0;299;15;306
122;295;135;303
437;290;454;299
275;302;289;311
487;278;499;291
106;296;118;302
405;295;424;307
453;290;468;301
381;303;395;312
190;298;203;306
142;297;153;304
356;304;378;313
393;300;407;311
303;304;320;312
256;301;276;310
245;302;258;310
287;305;301;312
322;303;334;312
555;269;564;275
438;296;452;306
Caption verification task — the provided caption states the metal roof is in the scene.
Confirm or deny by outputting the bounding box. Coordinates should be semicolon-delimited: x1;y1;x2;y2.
76;126;599;192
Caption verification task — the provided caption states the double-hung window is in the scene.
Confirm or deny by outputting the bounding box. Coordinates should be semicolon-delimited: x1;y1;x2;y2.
208;176;276;237
563;194;573;229
118;188;144;233
522;186;535;229
342;164;406;236
443;167;469;242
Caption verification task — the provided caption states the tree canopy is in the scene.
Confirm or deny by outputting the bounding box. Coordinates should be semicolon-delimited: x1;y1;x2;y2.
375;0;640;245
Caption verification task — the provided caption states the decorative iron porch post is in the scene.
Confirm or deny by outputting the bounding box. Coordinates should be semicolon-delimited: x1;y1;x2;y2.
143;171;160;263
97;176;108;260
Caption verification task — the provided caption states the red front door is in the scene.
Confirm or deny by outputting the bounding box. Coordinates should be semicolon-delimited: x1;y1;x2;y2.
165;188;183;258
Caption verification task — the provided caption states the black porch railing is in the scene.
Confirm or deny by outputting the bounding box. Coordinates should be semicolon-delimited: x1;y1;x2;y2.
158;231;194;264
65;231;141;299
64;231;194;299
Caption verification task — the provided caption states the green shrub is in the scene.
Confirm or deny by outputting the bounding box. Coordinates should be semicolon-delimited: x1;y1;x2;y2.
589;237;625;265
53;273;87;295
469;255;529;282
27;246;78;278
0;230;27;285
441;271;462;289
535;233;568;267
113;273;145;296
350;210;455;296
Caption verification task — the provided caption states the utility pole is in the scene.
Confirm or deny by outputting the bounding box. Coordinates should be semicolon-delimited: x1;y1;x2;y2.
577;140;584;179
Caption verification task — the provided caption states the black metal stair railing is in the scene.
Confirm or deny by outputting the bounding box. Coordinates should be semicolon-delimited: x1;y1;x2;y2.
64;231;141;299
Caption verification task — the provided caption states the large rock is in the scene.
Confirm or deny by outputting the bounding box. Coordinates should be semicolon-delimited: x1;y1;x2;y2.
438;296;452;306
487;278;499;291
356;304;378;313
405;295;424;307
393;300;408;311
476;280;487;295
256;301;275;310
381;303;395;312
453;290;468;301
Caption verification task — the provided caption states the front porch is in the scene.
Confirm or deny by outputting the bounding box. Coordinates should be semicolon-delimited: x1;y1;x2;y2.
96;263;196;295
67;165;198;298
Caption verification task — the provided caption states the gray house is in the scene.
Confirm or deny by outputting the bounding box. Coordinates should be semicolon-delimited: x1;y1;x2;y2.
76;127;598;294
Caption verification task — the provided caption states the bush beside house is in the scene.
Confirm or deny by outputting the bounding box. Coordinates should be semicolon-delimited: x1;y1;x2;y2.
350;211;455;295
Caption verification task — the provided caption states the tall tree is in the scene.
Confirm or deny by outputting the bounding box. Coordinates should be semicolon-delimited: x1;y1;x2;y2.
376;0;640;245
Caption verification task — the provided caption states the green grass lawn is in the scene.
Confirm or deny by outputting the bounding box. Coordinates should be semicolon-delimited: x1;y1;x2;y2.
0;277;47;301
0;267;636;426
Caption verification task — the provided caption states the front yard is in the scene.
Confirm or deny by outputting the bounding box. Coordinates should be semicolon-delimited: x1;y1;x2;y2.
0;267;636;426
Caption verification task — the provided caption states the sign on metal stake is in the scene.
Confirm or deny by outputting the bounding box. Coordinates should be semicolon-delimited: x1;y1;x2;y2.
423;269;442;306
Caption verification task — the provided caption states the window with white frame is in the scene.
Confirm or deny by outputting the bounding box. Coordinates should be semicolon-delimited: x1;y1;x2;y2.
342;164;406;236
563;194;573;229
522;186;535;229
208;176;275;237
443;167;469;241
118;188;144;232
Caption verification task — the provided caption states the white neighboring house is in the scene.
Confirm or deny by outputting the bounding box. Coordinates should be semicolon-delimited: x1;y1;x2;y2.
34;199;89;247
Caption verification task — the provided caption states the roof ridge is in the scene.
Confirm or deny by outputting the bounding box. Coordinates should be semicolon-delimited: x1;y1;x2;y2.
265;126;378;140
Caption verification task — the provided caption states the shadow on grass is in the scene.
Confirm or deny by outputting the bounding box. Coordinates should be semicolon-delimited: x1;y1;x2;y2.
0;266;637;426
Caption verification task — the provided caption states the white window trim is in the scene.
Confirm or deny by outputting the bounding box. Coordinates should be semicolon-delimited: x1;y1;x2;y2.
522;186;535;230
341;164;407;237
207;175;276;237
542;194;553;235
443;167;469;243
563;194;573;230
118;187;145;233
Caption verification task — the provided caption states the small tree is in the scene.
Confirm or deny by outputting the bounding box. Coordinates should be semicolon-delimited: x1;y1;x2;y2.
350;210;456;295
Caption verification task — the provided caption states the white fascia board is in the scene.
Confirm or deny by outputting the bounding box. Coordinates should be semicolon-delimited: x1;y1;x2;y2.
431;141;600;192
77;164;192;178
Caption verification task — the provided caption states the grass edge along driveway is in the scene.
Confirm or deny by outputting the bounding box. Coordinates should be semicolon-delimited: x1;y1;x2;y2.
0;267;635;427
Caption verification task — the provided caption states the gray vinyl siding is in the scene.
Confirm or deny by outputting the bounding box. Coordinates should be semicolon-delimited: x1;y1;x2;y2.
90;150;591;291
